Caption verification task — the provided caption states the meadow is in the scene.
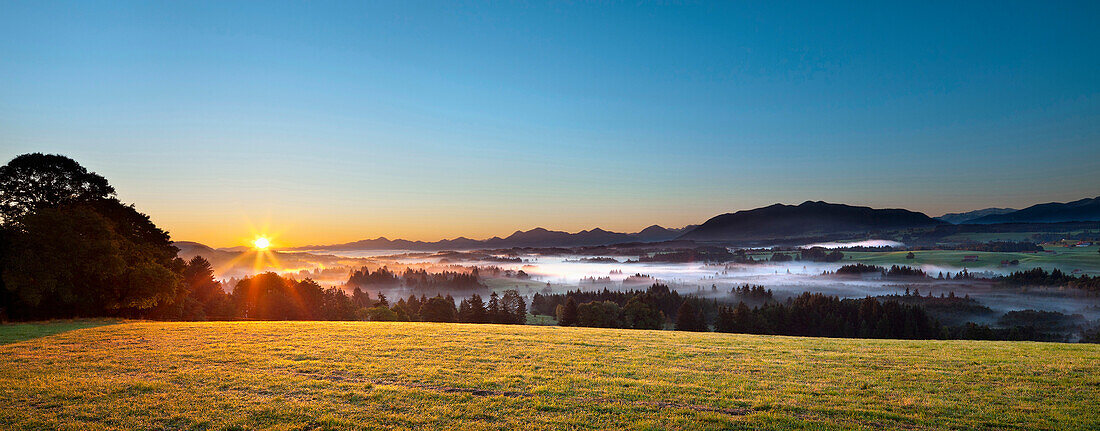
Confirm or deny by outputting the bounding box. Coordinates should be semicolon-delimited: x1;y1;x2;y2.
844;245;1100;275
0;319;118;345
2;321;1098;430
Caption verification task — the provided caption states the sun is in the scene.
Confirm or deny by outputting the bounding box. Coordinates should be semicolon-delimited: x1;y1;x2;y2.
252;236;271;250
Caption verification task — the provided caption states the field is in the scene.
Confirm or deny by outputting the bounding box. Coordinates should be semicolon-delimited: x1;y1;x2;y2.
2;321;1098;430
0;319;118;345
844;246;1100;275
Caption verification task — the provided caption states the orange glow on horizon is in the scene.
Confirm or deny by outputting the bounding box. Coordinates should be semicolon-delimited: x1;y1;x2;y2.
252;236;271;250
208;215;289;277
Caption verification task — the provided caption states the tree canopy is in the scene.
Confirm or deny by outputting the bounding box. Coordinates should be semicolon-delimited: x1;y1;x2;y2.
0;154;180;319
0;153;115;226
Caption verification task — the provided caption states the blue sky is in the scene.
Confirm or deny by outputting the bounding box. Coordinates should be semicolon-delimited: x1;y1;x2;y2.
1;1;1098;246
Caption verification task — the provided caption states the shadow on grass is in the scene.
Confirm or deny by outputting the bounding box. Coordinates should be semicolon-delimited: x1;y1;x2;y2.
0;319;120;345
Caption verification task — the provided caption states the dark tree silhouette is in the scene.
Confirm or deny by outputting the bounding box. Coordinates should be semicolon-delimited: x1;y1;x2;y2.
420;295;457;322
675;302;707;332
556;297;579;326
0;154;182;320
0;153;115;226
622;296;665;329
576;301;622;328
500;290;527;324
458;293;488;323
148;256;232;320
486;292;503;322
230;272;358;320
2;204;182;319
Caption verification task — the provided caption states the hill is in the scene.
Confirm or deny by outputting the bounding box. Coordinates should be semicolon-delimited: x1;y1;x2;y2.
680;201;945;242
1;321;1097;429
936;207;1016;224
966;197;1100;224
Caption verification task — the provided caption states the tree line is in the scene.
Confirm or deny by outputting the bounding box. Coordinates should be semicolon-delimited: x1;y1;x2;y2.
714;293;940;339
358;289;527;324
345;266;484;291
832;264;928;278
539;282;1088;342
533;284;724;329
538;284;776;331
998;268;1100;292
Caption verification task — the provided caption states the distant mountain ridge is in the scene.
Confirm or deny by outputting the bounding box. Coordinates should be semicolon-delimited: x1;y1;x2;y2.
964;197;1100;224
936;208;1017;224
287;225;696;251
183;197;1100;252
678;201;945;242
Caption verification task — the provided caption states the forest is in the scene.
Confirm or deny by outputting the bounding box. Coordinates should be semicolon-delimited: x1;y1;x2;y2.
345;266;484;291
539;283;1090;342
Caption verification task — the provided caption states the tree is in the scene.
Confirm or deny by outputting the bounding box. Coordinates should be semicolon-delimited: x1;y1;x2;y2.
622;296;664;329
576;301;622;328
486;292;503;323
0;153;115;226
2;205;181;319
715;306;735;333
731;302;753;332
556;296;579;326
232;273;298;320
420;295;457;322
458;294;488;323
366;306;398;321
0;154;183;320
501;290;527;324
148;255;228;320
675;301;707;332
229;272;359;321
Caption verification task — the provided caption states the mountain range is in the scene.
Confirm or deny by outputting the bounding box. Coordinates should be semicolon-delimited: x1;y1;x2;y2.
185;196;1100;252
936;208;1017;224
287;225;696;251
962;196;1100;224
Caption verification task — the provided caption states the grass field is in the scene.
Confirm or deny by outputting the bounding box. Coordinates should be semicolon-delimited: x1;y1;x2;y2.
844;246;1100;275
2;321;1098;430
0;319;118;345
942;231;1100;243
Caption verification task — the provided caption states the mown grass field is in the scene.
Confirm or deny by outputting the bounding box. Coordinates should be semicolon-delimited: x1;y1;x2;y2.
844;246;1100;275
0;319;118;345
1;321;1098;430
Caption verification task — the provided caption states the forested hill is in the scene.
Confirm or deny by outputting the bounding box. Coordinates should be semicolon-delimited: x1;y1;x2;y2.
965;197;1100;224
936;208;1016;224
679;201;945;241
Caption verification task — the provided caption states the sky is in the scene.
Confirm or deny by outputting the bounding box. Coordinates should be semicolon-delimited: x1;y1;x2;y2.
1;1;1098;247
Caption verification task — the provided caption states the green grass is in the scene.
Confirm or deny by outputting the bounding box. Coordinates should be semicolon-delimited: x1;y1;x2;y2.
943;231;1100;243
525;313;557;326
844;246;1100;275
1;321;1098;430
0;319;118;345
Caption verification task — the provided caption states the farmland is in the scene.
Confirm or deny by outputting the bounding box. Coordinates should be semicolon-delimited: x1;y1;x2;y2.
2;321;1098;430
843;245;1100;275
